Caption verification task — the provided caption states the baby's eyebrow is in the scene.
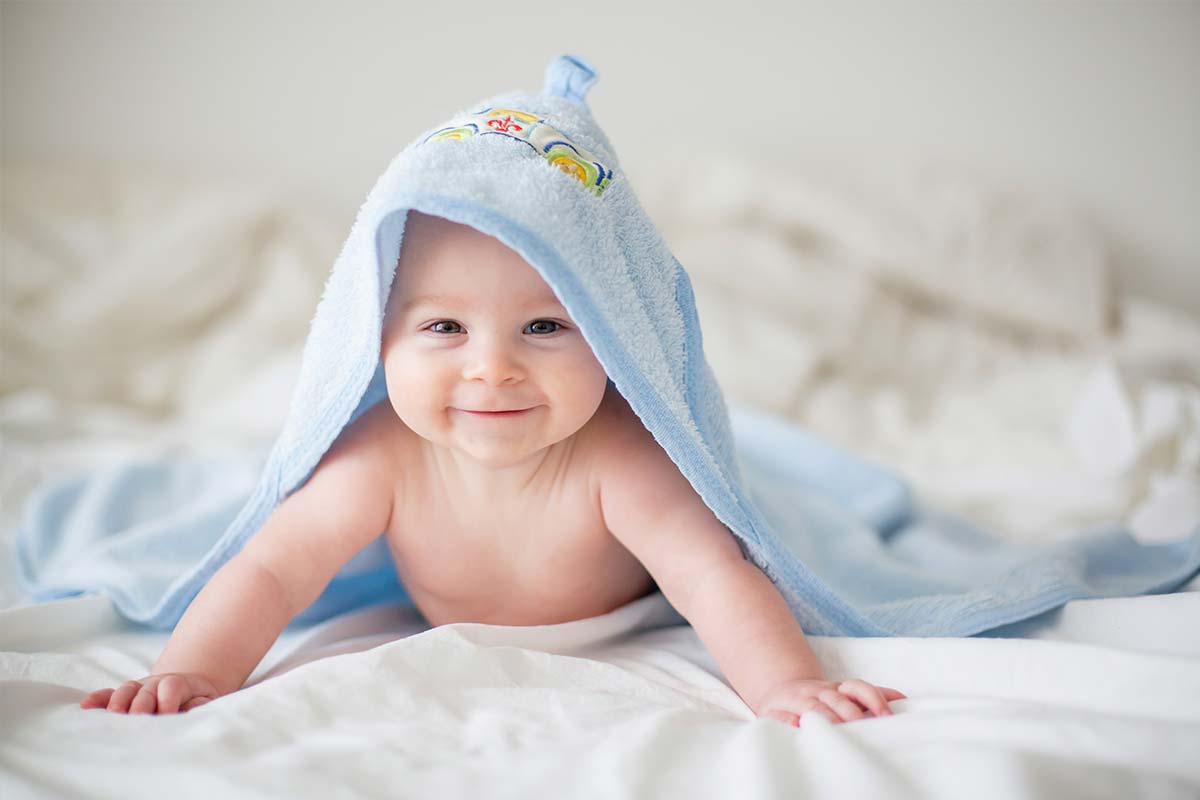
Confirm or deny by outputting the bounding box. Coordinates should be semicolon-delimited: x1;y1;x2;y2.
400;293;467;313
400;292;564;313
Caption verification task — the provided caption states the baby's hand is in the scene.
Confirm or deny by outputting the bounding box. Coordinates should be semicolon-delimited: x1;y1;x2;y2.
756;678;906;727
80;673;219;714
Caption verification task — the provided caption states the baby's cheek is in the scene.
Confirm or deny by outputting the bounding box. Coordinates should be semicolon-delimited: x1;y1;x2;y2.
563;348;608;396
581;367;611;415
385;349;433;393
383;362;439;426
552;380;607;441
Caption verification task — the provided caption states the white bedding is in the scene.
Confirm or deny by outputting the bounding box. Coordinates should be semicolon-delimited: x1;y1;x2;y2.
2;158;1198;798
2;588;1199;798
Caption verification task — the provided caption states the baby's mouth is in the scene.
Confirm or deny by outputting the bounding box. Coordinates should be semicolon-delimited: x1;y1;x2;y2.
458;407;535;417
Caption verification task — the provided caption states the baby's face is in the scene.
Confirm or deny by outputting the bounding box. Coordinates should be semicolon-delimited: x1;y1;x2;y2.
381;211;609;467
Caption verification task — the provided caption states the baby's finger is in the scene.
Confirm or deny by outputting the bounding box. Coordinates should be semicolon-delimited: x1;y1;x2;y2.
155;675;188;714
762;708;800;727
878;686;908;701
837;680;892;717
819;688;865;722
106;680;143;713
180;696;211;712
128;683;160;714
80;688;115;710
800;702;840;726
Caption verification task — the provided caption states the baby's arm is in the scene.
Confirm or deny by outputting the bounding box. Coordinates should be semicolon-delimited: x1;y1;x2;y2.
81;409;396;714
598;423;905;726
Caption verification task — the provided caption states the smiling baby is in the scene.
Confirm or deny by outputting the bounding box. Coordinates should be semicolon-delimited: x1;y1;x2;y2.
82;209;905;726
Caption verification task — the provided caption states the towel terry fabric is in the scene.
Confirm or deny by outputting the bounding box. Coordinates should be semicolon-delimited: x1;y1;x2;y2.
14;54;1200;636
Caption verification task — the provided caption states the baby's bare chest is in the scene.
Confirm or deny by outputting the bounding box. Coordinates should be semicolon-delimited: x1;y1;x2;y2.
383;476;655;627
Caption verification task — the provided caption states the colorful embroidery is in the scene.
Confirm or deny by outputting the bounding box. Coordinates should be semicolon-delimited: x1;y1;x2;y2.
420;107;613;197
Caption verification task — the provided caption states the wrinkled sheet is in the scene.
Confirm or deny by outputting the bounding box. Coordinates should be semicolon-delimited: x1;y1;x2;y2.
2;585;1199;799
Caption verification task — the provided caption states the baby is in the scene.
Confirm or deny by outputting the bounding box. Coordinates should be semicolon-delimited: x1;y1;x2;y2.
82;209;905;726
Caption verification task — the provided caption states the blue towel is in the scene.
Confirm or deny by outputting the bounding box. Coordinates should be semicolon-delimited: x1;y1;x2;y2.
14;54;1200;636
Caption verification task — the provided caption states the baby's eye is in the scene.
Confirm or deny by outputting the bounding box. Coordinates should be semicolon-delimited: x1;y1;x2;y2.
524;320;562;335
428;320;463;334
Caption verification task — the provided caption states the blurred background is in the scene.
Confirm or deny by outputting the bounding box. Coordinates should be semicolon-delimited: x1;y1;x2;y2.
2;0;1198;555
5;0;1198;309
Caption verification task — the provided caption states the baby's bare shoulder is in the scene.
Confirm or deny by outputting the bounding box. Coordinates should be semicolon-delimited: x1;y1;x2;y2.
320;400;409;478
585;387;676;485
241;400;404;595
587;388;743;598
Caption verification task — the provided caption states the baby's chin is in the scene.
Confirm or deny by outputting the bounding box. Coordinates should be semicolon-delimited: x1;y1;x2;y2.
397;403;598;467
398;419;552;468
452;424;593;469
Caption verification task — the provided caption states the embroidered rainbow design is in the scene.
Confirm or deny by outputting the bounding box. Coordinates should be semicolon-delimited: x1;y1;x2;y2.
420;107;613;197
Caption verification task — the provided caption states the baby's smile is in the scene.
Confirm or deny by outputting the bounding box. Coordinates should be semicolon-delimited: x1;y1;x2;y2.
457;408;536;417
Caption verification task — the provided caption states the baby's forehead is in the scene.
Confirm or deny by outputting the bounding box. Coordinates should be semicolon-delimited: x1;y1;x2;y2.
402;212;516;268
404;209;494;248
394;212;564;307
398;280;563;311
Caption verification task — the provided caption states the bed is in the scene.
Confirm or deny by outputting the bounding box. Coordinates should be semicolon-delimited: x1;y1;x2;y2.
2;157;1198;799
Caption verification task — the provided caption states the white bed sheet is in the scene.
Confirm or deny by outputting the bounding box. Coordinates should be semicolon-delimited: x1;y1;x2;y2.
2;159;1199;798
2;584;1199;799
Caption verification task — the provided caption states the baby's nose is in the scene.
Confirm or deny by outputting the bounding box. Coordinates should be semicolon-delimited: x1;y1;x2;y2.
461;341;525;386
